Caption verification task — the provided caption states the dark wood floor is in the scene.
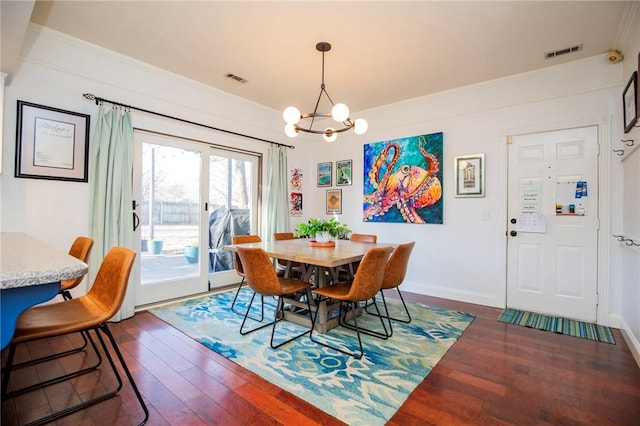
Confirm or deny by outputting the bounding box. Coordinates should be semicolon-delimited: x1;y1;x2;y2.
2;292;640;425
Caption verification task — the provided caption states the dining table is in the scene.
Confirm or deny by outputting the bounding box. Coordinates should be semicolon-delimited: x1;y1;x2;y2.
224;238;393;333
0;232;88;350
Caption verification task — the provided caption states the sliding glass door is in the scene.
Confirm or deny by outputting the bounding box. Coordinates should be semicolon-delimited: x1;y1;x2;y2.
207;147;259;289
133;131;259;306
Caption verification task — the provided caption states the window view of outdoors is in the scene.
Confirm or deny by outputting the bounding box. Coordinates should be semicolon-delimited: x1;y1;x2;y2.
140;143;253;284
208;155;253;274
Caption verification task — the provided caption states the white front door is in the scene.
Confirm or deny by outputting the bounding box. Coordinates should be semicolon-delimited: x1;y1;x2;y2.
506;126;599;322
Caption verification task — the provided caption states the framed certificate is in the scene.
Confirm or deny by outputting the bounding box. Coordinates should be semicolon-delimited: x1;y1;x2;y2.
15;100;90;182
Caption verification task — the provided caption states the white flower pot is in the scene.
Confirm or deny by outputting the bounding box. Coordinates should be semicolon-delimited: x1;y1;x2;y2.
315;231;332;243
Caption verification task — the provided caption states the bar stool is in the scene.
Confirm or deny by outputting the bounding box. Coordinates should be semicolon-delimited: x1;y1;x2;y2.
1;247;149;426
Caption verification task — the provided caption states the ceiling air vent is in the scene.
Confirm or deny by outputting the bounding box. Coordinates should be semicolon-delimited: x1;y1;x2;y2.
544;44;583;59
225;73;248;84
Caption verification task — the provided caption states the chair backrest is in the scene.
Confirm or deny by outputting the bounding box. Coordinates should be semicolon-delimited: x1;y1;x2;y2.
60;236;94;291
350;233;377;243
274;232;295;241
232;234;261;276
346;246;392;302
235;246;283;296
273;232;296;267
382;242;415;290
86;247;136;321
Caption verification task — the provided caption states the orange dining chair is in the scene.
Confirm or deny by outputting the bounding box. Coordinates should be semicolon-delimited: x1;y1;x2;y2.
273;232;304;279
235;246;313;348
310;246;392;359
365;242;415;337
1;247;149;426
10;236;95;370
60;236;94;300
350;233;378;243
341;233;378;278
231;234;262;315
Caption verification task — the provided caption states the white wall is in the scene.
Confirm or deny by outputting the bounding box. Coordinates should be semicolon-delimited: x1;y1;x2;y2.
616;7;640;365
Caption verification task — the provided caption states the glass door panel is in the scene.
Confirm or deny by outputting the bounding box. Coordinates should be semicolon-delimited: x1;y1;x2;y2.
135;133;207;305
207;149;258;289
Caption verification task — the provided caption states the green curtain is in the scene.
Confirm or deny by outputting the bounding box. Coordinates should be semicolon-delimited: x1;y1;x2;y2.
263;145;289;240
88;105;135;321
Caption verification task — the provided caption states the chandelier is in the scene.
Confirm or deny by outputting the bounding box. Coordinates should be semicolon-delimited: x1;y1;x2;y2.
283;42;368;142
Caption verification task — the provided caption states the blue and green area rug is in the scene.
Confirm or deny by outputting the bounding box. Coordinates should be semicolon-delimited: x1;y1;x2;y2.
149;289;475;425
498;308;615;344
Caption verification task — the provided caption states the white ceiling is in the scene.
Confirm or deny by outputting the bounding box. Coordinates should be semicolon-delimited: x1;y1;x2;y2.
3;1;636;114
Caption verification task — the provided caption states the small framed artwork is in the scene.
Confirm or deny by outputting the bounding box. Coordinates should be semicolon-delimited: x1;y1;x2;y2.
326;189;342;214
15;100;90;182
623;71;638;133
317;162;332;187
336;159;352;186
454;154;485;198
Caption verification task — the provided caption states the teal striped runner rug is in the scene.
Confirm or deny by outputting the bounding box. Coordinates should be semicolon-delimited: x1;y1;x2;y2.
497;308;615;344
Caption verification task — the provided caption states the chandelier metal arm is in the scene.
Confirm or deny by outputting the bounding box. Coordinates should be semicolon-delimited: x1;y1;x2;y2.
283;41;367;140
294;116;354;134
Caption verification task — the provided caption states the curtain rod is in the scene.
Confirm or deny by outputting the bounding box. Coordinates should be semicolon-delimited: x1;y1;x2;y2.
82;93;295;149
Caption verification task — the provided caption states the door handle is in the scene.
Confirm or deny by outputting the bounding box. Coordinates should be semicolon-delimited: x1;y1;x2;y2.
510;230;517;237
133;212;140;231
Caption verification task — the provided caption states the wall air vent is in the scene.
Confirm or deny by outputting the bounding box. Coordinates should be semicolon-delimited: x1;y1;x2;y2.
225;73;248;83
544;44;583;59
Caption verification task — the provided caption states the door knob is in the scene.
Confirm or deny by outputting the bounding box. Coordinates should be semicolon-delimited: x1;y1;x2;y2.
510;230;517;237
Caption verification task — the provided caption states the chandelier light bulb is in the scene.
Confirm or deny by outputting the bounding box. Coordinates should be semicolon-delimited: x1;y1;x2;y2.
284;123;299;138
323;128;337;142
283;106;301;125
331;103;350;122
354;118;368;135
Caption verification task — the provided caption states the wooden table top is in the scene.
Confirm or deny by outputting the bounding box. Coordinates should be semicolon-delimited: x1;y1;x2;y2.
224;238;392;268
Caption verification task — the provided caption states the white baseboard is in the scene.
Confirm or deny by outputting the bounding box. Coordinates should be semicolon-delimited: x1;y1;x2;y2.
402;281;503;309
618;317;640;368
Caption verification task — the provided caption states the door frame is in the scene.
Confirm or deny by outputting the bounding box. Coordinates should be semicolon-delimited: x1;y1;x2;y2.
500;115;612;326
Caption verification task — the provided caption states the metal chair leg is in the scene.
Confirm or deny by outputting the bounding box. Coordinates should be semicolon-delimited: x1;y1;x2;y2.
310;299;366;359
2;331;104;399
1;324;148;426
6;329;95;370
365;288;412;325
342;296;390;339
231;279;266;321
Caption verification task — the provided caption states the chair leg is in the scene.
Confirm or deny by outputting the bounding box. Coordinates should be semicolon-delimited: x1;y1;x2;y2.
365;288;412;325
269;293;313;349
2;331;105;399
239;292;273;336
6;329;95;370
342;296;391;339
1;324;148;426
309;299;365;359
99;324;149;426
231;279;266;321
230;278;246;315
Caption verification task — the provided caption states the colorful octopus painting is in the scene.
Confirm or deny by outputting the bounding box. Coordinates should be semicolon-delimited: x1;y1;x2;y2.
363;133;443;224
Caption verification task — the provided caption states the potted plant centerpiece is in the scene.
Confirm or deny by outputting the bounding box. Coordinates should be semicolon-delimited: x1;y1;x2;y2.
294;218;351;243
